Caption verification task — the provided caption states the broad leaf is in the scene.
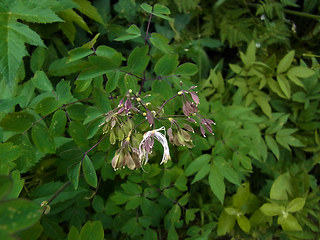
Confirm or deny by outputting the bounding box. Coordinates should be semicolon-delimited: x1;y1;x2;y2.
209;164;225;204
286;198;305;213
0;111;35;132
82;155;98;188
154;54;179;76
31;124;56;154
175;63;198;76
277;50;295;74
150;33;173;54
68;162;81;190
31;71;53;92
127;46;150;74
260;203;285;216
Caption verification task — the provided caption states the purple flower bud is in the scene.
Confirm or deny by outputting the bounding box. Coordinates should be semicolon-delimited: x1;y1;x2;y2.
117;107;125;114
189;91;199;105
118;98;124;107
124;99;132;112
200;125;206;137
189;86;197;90
183;124;194;133
146;110;154;124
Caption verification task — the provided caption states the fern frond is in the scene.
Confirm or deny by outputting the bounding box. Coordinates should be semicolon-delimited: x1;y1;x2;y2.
174;0;199;13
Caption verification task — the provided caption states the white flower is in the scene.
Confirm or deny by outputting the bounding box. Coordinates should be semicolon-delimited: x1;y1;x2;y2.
139;126;171;165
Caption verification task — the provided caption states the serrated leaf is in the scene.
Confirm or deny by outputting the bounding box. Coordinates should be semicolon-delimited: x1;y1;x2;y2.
209;164;225;204
175;63;198;76
68;162;81;190
0;198;42;233
150;33;173;54
154;54;179;76
127;46;150;74
82;155;97;188
31;71;53;91
277;50;295;74
31;124;56;154
261;203;285;217
265;135;280;160
0;111;35;132
185;154;211;176
286;198;305;213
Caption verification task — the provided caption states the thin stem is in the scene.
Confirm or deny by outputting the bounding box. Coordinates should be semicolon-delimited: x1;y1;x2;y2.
119;70;143;81
47;181;71;205
81;134;109;163
145;12;153;45
155;94;179;116
138;71;146;95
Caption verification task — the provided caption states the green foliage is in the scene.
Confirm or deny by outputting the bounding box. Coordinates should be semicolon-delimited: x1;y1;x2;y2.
0;0;319;239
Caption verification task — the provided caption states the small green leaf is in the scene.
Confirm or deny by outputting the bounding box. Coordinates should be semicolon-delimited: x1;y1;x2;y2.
93;87;111;113
79;221;104;240
141;3;153;13
73;0;104;24
127;46;150;74
278;214;302;232
150;33;173;54
154;54;179;76
286;198;305;213
185;208;199;224
35;97;60;116
191;164;210;184
175;63;198;76
106;71;120;93
185;154;211;176
260;203;285;216
68;121;88;147
0;111;35;132
115;24;141;41
277;50;295;74
287;66;314;78
56;80;75;104
153;4;170;14
265;135;280;160
30;47;46;73
31;71;53;91
68;162;81;190
277;75;291;99
215;158;240;186
0;176;12;200
217;210;236;236
82;155;98;188
31;124;56;154
233;183;250;209
0;142;21;163
68;47;93;63
121;181;142;195
68;226;80;240
92;195;105;213
270;172;292;200
255;96;272;118
209;164;225;204
237;215;250;233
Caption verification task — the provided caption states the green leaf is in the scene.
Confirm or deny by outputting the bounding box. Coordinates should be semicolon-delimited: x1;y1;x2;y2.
233;183;250;209
49;110;67;136
0;142;21;163
6;170;24;199
31;124;56;154
127;46;150;74
68;162;81;190
255;95;272;118
79;221;104;240
82;155;98;188
49;58;89;77
209;164;225;204
236;215;250;233
141;3;153;13
277;50;295;74
35;97;60;116
260;203;285;216
155;54;179;76
31;71;53;91
276;75;291;98
287;66;314;78
105;71;120;93
217;210;236;236
56;80;74;103
92;195;105;213
185;154;211;176
0;176;12;200
93;87;111;113
68;226;80;240
68;47;93;63
30;47;46;73
153;4;170;14
73;0;104;24
68;121;88;147
276;128;303;150
191;164;210;184
150;33;173;54
185;209;199;224
175;63;198;76
115;24;141;41
215;158;240;186
278;214;302;231
121;181;142;195
0;1;61;90
270;172;292;200
0;199;42;233
286;198;305;213
265;135;280;160
0;111;35;132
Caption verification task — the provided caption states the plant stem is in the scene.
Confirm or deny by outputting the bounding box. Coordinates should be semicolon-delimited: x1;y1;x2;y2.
47;181;71;205
155;94;179;116
145;12;153;45
81;134;109;163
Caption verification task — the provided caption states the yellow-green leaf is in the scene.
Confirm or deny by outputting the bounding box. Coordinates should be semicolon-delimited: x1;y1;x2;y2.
277;50;295;74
